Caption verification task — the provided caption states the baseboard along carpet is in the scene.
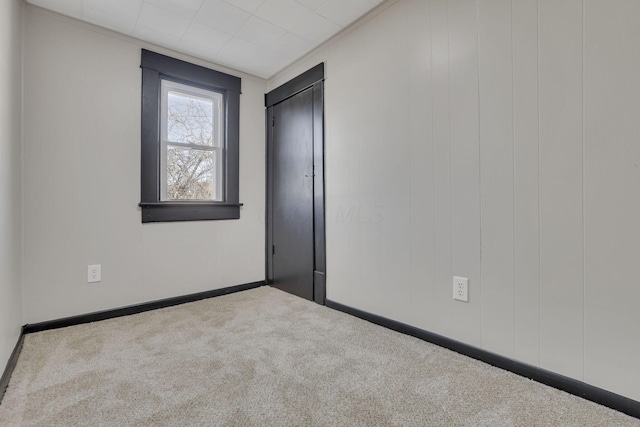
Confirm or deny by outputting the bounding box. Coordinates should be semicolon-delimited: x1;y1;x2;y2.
0;286;638;426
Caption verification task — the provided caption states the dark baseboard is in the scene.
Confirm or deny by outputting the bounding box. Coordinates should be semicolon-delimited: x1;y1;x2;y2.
0;326;26;405
326;299;640;420
24;281;265;334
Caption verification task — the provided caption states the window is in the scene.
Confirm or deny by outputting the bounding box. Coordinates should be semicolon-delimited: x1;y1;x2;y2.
161;80;223;202
139;49;241;222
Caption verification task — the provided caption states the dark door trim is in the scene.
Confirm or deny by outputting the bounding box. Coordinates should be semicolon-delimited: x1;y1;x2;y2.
265;63;326;304
265;63;325;107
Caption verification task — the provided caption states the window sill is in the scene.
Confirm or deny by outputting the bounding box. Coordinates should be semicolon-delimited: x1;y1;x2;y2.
139;202;242;223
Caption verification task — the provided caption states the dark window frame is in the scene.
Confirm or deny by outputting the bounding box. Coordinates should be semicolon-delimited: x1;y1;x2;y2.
139;49;241;223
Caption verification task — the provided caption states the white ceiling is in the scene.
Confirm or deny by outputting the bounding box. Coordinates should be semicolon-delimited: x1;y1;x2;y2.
26;0;385;78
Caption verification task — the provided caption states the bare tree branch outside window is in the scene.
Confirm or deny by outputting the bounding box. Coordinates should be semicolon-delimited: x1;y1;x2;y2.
165;91;219;200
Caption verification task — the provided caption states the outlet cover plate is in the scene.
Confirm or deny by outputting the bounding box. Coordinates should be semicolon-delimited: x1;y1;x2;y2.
453;276;468;302
88;264;101;283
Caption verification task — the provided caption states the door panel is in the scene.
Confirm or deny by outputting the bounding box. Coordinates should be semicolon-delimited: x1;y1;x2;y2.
271;88;314;300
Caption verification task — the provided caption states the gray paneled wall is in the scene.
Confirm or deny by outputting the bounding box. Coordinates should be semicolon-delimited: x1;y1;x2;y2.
0;0;23;371
512;0;540;369
269;0;640;401
538;0;584;381
478;0;515;359
583;0;640;400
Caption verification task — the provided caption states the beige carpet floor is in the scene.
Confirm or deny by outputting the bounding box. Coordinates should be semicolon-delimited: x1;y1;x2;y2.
0;286;638;426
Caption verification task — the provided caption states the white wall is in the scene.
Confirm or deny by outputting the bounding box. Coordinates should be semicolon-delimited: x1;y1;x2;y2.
269;0;640;401
22;6;266;324
0;0;23;369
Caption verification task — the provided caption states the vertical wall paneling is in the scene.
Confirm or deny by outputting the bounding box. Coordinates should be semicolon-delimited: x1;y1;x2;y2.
512;0;541;366
478;0;515;357
430;0;453;337
323;22;357;305
348;27;369;310
583;0;640;401
375;4;413;323
356;13;385;316
407;0;435;331
267;0;640;401
447;0;482;347
0;0;23;369
538;0;584;380
343;31;363;308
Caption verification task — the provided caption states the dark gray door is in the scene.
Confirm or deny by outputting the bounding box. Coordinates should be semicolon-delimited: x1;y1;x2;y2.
271;88;314;300
266;63;325;304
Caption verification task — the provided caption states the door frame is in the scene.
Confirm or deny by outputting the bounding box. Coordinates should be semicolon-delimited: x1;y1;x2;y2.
265;63;326;304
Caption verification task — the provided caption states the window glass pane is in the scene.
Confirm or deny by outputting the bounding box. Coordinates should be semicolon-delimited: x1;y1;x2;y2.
167;91;214;146
166;147;218;201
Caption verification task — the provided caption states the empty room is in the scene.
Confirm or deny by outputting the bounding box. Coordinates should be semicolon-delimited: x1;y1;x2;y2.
1;0;639;425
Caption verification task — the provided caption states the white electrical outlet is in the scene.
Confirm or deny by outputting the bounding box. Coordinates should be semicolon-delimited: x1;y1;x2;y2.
88;264;101;283
453;276;468;302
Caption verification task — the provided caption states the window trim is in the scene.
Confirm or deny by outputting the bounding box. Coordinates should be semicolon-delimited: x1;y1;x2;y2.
139;49;241;223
